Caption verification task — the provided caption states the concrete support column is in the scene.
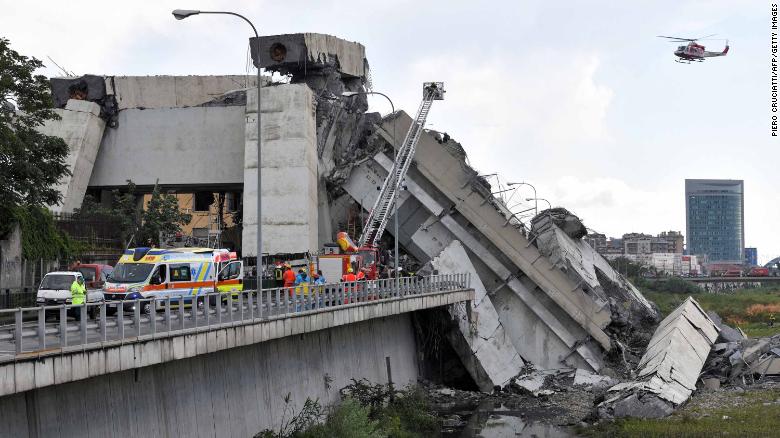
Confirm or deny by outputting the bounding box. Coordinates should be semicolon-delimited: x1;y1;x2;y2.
242;84;318;256
39;100;106;213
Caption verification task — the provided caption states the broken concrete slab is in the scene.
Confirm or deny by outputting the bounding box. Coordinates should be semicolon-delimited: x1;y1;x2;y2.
573;368;617;389
599;297;719;418
751;348;780;376
428;240;524;392
609;393;674;419
530;210;658;329
364;113;614;368
707;311;745;343
251;33;367;79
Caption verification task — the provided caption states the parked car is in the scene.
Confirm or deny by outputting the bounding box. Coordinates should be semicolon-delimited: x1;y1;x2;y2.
36;271;104;318
70;263;114;290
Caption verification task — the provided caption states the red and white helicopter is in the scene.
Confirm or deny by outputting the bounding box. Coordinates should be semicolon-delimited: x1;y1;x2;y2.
657;34;729;63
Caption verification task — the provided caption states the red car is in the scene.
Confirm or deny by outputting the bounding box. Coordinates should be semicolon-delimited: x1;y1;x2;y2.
748;267;769;277
70;263;114;289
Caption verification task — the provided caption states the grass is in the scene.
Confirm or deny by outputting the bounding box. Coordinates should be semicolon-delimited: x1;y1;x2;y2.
643;286;780;337
578;387;780;438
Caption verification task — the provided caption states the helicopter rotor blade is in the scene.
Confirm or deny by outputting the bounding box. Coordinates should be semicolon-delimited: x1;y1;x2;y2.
657;34;718;42
657;35;696;41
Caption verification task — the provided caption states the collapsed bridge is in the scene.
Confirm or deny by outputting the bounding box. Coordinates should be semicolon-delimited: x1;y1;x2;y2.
21;31;662;427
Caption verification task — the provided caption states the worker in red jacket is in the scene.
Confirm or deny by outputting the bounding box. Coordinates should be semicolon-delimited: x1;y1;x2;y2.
341;267;357;304
341;267;356;282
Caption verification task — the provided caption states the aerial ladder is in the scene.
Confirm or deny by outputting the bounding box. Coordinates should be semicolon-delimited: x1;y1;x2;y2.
358;82;445;248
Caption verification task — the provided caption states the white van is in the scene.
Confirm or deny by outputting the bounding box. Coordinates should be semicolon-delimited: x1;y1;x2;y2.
36;271;105;317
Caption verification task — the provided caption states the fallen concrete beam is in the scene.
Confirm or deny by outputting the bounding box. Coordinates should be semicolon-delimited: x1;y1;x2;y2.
532;212;656;319
376;115;613;348
599;297;719;418
343;155;604;371
428;240;524;391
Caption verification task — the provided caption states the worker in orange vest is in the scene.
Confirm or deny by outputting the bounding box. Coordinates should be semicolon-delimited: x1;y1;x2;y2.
282;263;296;296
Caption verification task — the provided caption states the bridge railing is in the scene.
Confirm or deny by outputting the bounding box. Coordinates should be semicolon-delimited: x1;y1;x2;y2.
0;273;470;358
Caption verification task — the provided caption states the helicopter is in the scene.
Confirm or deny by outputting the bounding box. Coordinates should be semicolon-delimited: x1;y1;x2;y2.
657;34;729;63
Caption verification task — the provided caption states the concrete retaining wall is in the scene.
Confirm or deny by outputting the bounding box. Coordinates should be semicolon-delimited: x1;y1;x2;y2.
0;314;418;438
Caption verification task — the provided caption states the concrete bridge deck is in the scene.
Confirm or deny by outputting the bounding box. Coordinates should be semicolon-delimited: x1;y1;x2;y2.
0;274;472;397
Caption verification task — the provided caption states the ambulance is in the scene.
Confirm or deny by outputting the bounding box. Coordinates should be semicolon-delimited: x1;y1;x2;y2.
102;247;243;314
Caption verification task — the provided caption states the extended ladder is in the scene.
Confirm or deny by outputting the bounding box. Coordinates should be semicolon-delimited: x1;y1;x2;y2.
358;82;445;248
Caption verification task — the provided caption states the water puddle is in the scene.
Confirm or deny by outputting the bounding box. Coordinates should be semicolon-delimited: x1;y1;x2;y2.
438;399;576;437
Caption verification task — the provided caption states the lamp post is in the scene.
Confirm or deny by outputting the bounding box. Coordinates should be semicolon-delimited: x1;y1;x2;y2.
173;9;264;288
526;197;552;212
508;182;538;216
342;91;399;278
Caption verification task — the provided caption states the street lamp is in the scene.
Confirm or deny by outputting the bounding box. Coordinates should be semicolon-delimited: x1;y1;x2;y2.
508;182;538;216
172;8;264;288
341;91;400;278
526;197;552;211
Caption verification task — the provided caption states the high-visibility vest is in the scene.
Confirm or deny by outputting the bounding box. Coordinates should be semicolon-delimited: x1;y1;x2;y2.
70;280;86;305
282;270;296;287
342;273;356;282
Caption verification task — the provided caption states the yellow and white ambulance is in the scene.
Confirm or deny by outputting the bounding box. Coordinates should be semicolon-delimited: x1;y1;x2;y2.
102;247;243;313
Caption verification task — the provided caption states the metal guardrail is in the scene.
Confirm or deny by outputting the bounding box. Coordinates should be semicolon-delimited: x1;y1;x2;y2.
0;274;470;360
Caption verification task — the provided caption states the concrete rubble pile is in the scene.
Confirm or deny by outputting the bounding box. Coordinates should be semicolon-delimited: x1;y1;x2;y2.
251;33;383;192
530;208;660;369
701;331;780;386
598;297;720;418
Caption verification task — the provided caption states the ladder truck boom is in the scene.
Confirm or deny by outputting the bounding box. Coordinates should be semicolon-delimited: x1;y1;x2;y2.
358;82;445;248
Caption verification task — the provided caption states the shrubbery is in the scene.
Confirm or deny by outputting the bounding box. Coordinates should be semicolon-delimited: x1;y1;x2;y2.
257;380;439;438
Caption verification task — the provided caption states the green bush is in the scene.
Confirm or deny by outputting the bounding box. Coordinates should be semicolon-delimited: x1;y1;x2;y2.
298;399;383;438
259;382;440;438
7;205;83;261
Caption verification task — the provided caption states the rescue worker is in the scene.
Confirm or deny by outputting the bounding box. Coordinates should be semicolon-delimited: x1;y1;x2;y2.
356;267;367;281
769;313;776;328
295;268;309;285
282;263;296;297
70;276;87;321
311;271;326;309
341;267;356;282
341;267;357;304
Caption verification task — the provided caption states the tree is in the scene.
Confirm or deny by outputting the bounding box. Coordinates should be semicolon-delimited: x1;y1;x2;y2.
75;181;191;248
137;184;192;247
0;37;70;237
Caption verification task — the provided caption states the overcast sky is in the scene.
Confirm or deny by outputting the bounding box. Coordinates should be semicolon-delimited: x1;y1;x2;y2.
2;0;777;263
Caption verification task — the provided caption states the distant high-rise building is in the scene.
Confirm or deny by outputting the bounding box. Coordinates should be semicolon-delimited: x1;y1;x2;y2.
745;247;758;266
685;179;744;263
